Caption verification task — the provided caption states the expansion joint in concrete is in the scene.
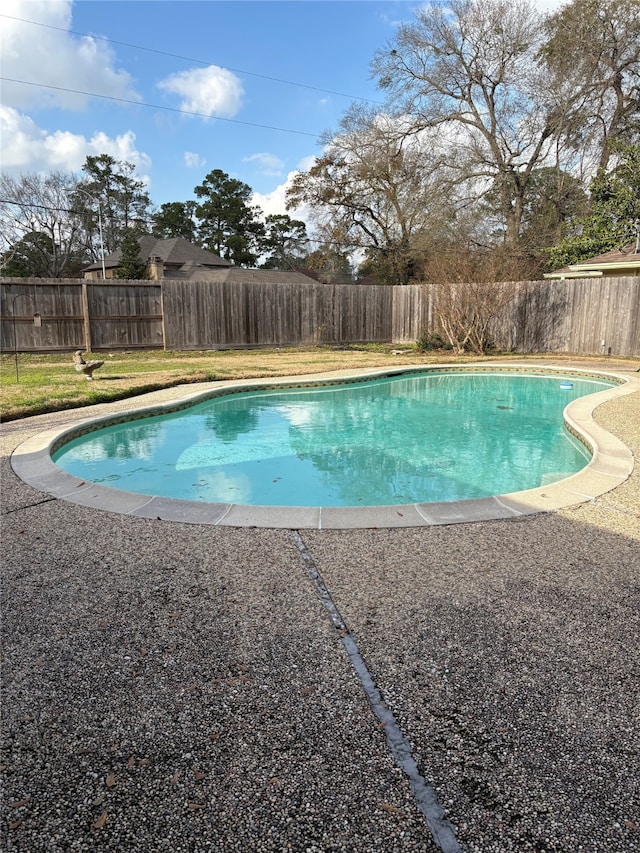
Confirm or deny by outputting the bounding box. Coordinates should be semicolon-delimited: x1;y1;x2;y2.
2;496;58;515
290;529;461;853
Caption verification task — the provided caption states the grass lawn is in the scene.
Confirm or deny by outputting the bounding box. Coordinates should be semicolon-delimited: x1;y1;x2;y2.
0;345;453;420
2;346;635;422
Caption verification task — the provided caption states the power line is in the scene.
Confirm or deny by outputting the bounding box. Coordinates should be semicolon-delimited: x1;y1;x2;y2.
1;77;320;138
0;199;95;217
0;13;383;106
6;198;631;257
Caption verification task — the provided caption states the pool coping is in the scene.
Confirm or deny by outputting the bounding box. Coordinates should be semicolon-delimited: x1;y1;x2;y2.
11;363;638;529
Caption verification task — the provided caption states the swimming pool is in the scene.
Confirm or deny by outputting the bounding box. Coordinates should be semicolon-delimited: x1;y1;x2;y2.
12;364;636;528
51;369;615;507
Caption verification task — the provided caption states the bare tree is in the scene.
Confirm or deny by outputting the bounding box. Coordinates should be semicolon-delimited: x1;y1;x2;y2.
287;107;456;284
0;172;85;278
430;279;518;354
541;0;640;172
372;0;567;248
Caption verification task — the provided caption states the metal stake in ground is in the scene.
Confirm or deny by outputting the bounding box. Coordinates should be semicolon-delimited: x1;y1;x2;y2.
11;293;36;383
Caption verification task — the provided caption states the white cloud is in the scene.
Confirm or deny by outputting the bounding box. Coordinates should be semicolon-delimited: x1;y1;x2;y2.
296;155;317;173
242;152;285;177
251;157;318;221
252;182;289;218
0;0;140;110
252;166;313;225
0;106;151;178
157;66;244;118
531;0;567;10
184;151;206;169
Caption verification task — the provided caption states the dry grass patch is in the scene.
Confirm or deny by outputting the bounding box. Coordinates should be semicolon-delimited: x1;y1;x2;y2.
2;347;635;421
0;346;438;420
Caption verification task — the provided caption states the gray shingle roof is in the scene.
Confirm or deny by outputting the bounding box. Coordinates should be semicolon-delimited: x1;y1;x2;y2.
545;242;640;278
571;242;639;267
84;237;230;270
169;267;318;284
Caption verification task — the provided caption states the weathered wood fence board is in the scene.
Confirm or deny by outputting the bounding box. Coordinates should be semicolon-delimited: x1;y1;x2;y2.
392;285;431;343
161;280;316;348
315;284;393;344
1;275;639;356
396;277;640;356
161;280;393;349
88;281;164;350
0;282;84;352
0;279;163;352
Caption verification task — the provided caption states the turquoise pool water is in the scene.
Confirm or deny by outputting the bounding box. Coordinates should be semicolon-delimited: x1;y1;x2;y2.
52;371;614;507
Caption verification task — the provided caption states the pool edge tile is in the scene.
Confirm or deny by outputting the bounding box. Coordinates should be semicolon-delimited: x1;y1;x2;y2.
320;504;428;529
62;485;154;514
415;497;523;525
219;504;322;528
131;497;232;525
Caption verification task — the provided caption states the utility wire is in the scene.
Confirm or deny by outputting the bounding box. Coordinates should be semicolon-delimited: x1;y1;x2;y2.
3;199;633;257
0;77;321;138
0;13;383;106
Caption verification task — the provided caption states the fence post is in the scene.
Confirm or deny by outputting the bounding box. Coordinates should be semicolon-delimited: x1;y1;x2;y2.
81;281;92;352
160;282;167;351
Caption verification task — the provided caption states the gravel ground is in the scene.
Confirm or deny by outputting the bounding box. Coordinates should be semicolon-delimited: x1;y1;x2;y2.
2;359;639;852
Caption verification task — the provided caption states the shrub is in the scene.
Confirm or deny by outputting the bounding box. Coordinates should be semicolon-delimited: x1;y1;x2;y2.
416;331;454;352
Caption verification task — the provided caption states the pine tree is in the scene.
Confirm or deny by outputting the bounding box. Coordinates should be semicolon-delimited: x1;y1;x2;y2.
116;231;147;279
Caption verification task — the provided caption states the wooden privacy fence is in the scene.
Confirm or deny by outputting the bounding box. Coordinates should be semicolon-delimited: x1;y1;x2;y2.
502;277;640;356
1;275;639;356
0;279;163;353
160;280;393;349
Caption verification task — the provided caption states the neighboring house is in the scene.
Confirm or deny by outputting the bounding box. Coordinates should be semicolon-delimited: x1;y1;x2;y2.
293;267;355;285
82;236;319;284
545;242;640;279
169;267;319;285
82;236;230;280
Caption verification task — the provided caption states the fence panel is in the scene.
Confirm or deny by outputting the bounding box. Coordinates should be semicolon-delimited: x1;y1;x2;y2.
392;285;432;342
494;280;573;352
87;281;163;350
162;280;390;349
2;275;639;356
475;277;639;357
320;285;393;343
0;278;163;352
0;280;85;352
593;277;639;356
559;277;639;357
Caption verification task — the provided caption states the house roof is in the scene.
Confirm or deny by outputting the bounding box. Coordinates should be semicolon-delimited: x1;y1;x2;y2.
571;243;640;268
545;242;640;279
291;267;355;285
170;267;318;285
83;236;230;271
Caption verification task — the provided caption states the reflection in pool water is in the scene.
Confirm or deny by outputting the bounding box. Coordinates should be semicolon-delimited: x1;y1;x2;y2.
53;372;613;506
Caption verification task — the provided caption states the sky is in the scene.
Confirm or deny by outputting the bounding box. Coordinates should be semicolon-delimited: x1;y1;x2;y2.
1;0;566;222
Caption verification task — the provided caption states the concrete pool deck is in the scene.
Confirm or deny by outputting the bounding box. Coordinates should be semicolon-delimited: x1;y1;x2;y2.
2;358;639;852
